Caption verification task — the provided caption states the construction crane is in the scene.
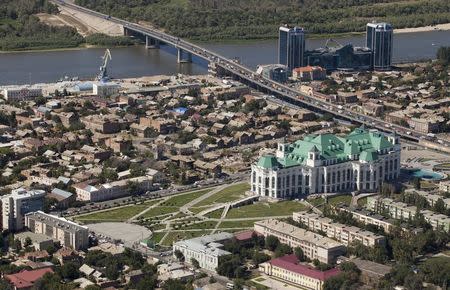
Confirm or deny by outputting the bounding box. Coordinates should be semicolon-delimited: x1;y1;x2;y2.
97;49;112;81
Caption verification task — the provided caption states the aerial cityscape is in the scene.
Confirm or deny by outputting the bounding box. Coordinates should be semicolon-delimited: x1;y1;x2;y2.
0;0;449;290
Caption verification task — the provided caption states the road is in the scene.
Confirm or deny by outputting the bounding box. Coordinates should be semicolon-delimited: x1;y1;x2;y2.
52;0;450;151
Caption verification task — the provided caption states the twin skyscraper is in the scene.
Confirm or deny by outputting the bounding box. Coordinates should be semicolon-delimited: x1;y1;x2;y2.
278;22;393;71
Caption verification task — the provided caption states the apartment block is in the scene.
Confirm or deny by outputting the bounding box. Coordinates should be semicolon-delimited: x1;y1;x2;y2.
367;196;450;231
254;219;346;264
338;205;398;234
1;188;45;232
25;211;89;250
293;212;385;247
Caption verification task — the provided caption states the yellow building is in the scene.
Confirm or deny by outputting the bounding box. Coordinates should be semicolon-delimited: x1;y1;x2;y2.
259;254;341;290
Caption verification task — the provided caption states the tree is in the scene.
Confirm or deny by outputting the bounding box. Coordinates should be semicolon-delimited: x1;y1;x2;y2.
191;258;200;269
59;262;80;280
85;285;102;290
404;274;424;290
251;251;270;264
174;250;184;262
433;198;446;214
136;276;157;290
412;177;421;189
265;235;279;251
24;237;32;247
13;239;21;253
105;259;120;280
294;247;305;261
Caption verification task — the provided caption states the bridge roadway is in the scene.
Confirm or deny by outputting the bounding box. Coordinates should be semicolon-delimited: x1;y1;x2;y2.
55;0;450;150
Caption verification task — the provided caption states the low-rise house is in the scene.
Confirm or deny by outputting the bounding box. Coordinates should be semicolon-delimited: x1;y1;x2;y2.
4;267;53;290
259;254;340;290
48;188;75;209
54;247;80;265
15;232;53;251
157;263;194;282
105;135;132;153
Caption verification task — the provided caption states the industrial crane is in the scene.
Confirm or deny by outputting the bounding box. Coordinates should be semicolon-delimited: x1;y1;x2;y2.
97;49;112;81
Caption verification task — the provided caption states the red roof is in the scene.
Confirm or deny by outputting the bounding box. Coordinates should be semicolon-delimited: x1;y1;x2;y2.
269;255;340;281
234;230;262;241
5;268;53;289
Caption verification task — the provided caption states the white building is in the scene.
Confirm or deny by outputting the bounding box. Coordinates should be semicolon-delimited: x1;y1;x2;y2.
93;82;120;97
74;176;153;202
254;219;346;264
1;188;45;232
173;232;233;273
251;128;400;199
293;212;385;247
2;87;43;102
25;211;89;250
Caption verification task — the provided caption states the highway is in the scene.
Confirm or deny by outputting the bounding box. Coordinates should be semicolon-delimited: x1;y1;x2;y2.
54;0;450;150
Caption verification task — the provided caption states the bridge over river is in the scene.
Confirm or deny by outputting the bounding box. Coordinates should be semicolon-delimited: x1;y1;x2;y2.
52;0;450;152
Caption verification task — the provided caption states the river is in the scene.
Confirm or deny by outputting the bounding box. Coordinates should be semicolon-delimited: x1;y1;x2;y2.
0;30;449;85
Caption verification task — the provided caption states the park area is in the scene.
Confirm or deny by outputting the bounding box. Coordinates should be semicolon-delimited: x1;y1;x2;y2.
72;182;314;248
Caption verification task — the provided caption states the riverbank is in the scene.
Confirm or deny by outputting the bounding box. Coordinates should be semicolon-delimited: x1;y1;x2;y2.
0;43;138;54
394;23;450;34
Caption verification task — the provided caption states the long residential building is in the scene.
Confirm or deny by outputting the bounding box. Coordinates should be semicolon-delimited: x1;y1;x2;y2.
25;211;89;250
74;176;154;202
251;128;401;199
367;196;450;231
172;232;233;273
293;212;385;247
259;254;340;290
404;189;450;209
254;219;346;264
337;205;399;234
1;188;45;232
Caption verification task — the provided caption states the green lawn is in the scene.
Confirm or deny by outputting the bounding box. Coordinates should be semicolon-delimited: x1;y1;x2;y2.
141;206;179;218
159;189;210;207
218;220;258;228
308;197;325;207
150;232;166;245
226;201;307;218
328;195;352;206
76;204;148;222
195;183;250;207
160;230;211;246
357;197;368;207
205;209;224;219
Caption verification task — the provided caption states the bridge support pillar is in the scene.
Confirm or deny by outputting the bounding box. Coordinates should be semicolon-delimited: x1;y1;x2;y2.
145;36;160;49
177;48;192;63
123;26;131;37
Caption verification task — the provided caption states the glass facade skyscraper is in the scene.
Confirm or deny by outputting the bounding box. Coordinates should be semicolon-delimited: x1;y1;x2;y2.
279;26;305;70
366;22;393;70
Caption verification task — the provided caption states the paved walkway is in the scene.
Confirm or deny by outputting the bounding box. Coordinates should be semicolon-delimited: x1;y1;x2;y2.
181;184;227;213
128;198;168;222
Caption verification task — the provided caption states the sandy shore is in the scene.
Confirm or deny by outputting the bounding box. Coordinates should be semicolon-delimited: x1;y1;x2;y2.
395;23;450;34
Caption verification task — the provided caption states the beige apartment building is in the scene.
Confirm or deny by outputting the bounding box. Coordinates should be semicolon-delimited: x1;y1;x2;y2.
254;219;346;264
293;212;385;247
25;211;89;250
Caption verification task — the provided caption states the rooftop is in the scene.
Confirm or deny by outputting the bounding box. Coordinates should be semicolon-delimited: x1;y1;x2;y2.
268;254;340;281
173;232;234;258
255;219;344;249
5;267;53;289
25;211;88;234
